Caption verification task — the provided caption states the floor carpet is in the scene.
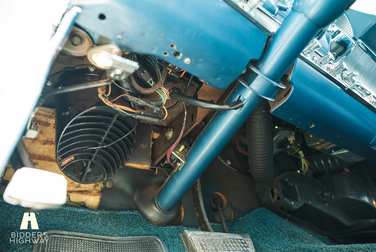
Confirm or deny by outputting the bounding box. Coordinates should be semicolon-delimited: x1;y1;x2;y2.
1;200;375;252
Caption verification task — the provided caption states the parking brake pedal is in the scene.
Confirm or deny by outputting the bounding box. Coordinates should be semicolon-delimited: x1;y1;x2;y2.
181;230;255;252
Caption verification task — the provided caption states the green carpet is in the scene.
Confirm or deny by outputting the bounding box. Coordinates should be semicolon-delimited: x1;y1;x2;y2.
0;200;375;252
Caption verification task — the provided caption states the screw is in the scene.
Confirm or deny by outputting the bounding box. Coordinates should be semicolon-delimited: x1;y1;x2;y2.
184;58;191;64
291;202;294;205
226;160;231;166
89;67;95;72
46;81;52;86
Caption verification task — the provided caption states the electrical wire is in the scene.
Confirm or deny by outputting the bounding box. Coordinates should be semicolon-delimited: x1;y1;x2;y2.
167;102;187;164
167;74;194;111
84;119;137;151
162;106;168;120
98;93;141;114
179;70;186;78
236;140;248;156
287;145;309;174
106;84;112;96
113;81;133;93
217;156;251;177
170;91;244;111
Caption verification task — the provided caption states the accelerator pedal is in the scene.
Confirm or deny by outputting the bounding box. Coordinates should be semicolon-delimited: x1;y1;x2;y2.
182;230;255;252
32;231;168;252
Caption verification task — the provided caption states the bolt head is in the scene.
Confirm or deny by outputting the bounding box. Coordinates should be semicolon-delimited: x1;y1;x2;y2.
46;81;52;86
89;67;95;72
184;58;191;64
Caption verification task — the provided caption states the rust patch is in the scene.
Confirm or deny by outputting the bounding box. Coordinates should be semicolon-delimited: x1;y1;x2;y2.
67;191;101;196
29;153;56;162
38;140;55;145
33;119;51;127
35;112;54;119
60;156;74;166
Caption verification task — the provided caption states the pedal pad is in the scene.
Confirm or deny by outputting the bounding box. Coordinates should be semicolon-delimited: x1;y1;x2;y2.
181;230;255;252
32;231;168;252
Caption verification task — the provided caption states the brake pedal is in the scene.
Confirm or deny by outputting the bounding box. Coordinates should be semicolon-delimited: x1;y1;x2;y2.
181;230;255;252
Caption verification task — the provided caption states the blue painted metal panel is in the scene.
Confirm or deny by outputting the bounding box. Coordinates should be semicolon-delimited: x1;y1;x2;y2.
156;0;354;212
271;58;376;162
157;8;323;212
69;0;269;89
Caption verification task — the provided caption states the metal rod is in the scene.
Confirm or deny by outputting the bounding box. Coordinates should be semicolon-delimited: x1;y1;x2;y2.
40;79;112;100
156;0;353;212
16;139;34;168
213;198;229;233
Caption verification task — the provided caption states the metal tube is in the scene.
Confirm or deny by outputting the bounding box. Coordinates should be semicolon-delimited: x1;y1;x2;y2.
40;79;112;100
156;0;353;212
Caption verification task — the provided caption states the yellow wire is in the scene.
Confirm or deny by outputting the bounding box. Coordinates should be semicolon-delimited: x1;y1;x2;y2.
98;93;136;113
106;84;111;96
162;106;168;120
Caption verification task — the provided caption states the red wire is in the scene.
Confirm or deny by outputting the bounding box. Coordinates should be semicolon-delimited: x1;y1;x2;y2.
110;93;141;103
236;140;248;156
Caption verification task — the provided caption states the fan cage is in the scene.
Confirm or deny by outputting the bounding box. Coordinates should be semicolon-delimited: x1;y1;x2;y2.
56;106;136;184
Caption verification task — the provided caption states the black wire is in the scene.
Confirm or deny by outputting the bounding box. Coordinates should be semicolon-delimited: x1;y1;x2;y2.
217;156;252;177
167;74;194;111
84;118;137;151
47;64;96;80
113;81;133;93
170;91;244;111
